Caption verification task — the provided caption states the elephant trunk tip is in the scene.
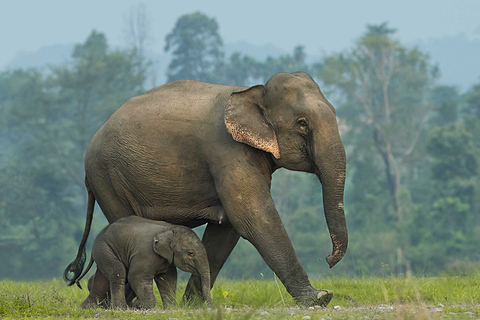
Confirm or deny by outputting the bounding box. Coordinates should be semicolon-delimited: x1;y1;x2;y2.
326;253;343;268
325;232;347;268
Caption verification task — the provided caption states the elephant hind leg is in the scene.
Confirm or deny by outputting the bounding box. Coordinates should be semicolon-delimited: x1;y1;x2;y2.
128;272;157;309
80;270;110;309
127;263;159;309
90;178;135;223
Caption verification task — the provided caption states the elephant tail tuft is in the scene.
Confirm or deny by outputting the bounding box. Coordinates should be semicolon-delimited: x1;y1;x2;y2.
63;247;86;286
63;178;95;287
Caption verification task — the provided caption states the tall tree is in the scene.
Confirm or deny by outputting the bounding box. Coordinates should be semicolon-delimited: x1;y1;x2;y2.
419;122;480;269
0;31;146;279
318;23;438;273
123;3;151;59
165;12;223;83
218;52;259;86
51;30;146;177
463;82;480;119
122;3;154;87
255;45;310;82
430;85;460;126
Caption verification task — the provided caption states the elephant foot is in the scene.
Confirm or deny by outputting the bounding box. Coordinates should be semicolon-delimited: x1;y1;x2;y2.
80;300;95;309
80;296;109;309
182;289;205;307
130;300;155;310
294;289;333;307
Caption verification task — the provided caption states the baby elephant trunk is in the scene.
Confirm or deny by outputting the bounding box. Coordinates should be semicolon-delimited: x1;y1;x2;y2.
197;261;213;307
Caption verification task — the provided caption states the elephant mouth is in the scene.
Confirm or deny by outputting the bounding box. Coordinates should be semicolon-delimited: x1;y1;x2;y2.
186;264;197;275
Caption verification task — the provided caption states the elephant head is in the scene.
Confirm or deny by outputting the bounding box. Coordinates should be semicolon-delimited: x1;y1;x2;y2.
224;72;347;268
153;228;213;306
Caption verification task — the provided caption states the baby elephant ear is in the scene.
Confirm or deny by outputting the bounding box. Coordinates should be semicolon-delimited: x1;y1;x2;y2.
153;229;175;264
224;85;281;159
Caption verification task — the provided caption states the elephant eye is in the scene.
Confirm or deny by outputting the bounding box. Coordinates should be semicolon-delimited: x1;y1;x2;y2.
188;250;195;257
297;118;309;134
297;118;308;127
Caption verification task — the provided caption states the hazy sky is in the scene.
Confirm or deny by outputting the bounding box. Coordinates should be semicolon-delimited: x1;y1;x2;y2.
1;0;480;68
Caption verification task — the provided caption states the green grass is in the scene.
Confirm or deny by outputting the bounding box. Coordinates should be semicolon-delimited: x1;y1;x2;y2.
1;274;479;319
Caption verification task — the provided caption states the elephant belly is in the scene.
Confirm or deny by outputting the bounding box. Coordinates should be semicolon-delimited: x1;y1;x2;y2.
88;140;221;225
86;92;226;226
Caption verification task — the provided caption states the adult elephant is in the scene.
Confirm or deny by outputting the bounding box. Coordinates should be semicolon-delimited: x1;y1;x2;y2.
65;72;348;307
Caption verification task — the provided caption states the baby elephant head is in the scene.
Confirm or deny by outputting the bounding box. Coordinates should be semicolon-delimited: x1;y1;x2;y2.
153;227;213;306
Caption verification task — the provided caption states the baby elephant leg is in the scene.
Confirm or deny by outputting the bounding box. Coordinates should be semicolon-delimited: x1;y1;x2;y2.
125;282;138;307
105;261;128;309
80;270;109;309
155;267;177;308
128;266;156;309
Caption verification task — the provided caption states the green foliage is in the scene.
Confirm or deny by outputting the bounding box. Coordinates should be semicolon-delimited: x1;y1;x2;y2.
253;45;311;82
165;12;224;83
1;16;480;282
463;83;480;118
217;52;260;86
427;124;477;181
430;85;460;125
313;22;479;276
0;30;146;279
419;122;480;264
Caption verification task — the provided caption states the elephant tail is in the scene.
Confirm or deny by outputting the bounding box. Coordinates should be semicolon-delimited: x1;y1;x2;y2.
74;253;95;290
63;179;96;286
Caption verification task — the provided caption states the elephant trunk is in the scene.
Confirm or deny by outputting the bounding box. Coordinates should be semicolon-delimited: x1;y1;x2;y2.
314;135;348;268
197;261;213;307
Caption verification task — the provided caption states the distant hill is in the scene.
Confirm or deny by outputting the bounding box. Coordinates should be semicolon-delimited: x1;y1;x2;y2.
225;41;287;60
414;34;480;90
4;37;479;91
5;43;75;70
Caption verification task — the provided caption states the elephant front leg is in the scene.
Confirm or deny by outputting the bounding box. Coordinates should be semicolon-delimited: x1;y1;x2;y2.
213;167;333;307
183;222;240;305
128;269;157;310
155;267;177;308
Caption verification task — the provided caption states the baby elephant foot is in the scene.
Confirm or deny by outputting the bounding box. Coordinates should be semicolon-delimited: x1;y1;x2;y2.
294;288;333;307
130;299;156;310
80;296;109;309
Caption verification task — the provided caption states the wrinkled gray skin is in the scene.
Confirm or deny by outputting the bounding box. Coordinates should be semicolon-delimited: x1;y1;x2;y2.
67;72;348;307
78;216;213;309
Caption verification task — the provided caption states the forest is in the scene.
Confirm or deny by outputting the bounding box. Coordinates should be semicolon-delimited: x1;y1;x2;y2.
1;11;479;281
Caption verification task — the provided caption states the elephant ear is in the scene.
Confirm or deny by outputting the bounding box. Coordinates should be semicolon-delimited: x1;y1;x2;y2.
224;85;281;159
153;229;175;264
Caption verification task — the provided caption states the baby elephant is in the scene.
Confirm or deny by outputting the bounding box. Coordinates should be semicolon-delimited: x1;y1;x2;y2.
77;216;213;309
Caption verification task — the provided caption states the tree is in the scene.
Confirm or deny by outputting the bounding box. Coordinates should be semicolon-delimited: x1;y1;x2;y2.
255;45;311;82
122;3;154;87
462;82;480;153
0;31;146;279
0;69;74;279
218;52;259;86
430;85;459;126
463;82;480;119
417;122;480;269
165;12;223;83
51;30;146;177
123;3;151;59
318;23;439;273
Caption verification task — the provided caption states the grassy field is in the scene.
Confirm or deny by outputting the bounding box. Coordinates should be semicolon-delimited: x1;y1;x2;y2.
1;274;479;319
